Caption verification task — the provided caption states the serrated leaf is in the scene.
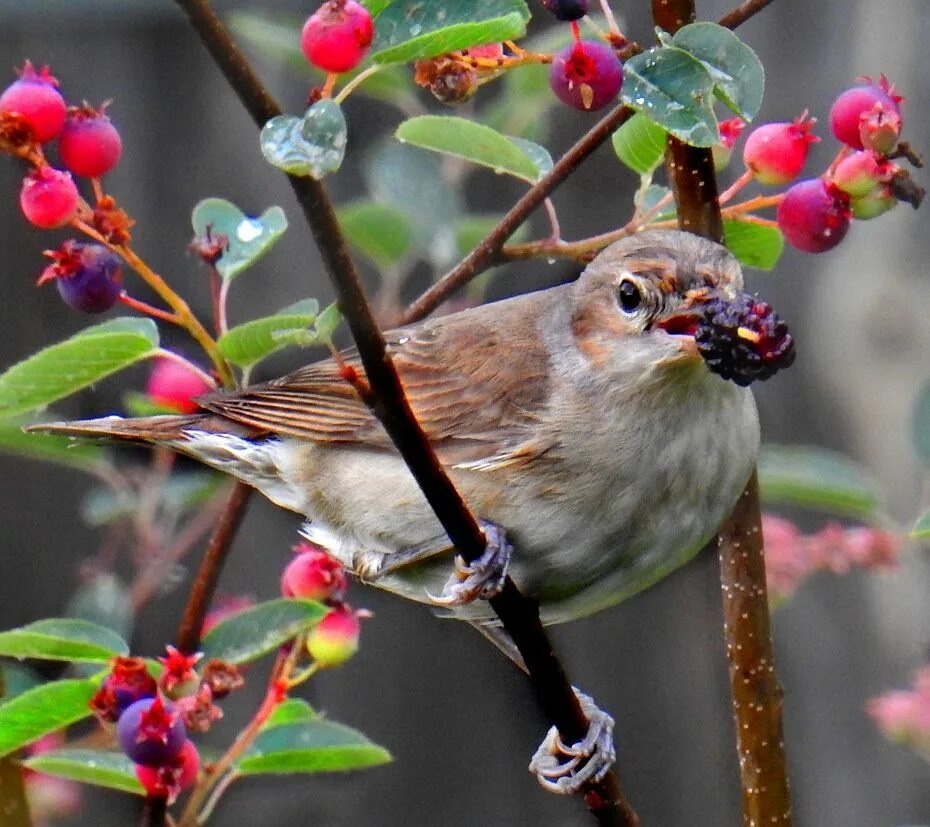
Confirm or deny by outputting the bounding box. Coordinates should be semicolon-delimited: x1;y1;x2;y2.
0;318;159;418
338;201;415;268
261;100;347;179
23;749;144;795
263;699;317;729
219;300;321;369
200;599;327;665
723;219;784;271
671;22;764;122
0;415;105;472
0;679;97;757
191;198;288;282
238;720;391;775
0;619;128;663
370;0;530;65
759;445;881;520
622;47;718;147
396;116;544;183
612;112;668;175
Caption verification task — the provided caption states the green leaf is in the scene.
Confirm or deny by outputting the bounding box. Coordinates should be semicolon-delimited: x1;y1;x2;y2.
200;599;327;665
0;679;97;757
671;22;765;122
621;46;718;147
0;319;159;419
723;219;784;271
912;511;930;538
338;201;415;268
612;113;668;175
23;749;144;795
0;619;128;663
912;382;930;467
508;137;553;179
758;445;881;520
191;198;288;282
0;415;105;472
0;664;41;702
370;0;530;65
238;720;391;775
218;300;321;369
263;699;317;729
396;116;544;183
635;183;675;220
261;99;347;179
310;302;342;346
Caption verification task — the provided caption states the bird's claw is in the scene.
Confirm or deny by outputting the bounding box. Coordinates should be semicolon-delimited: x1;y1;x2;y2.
430;521;512;606
528;690;616;795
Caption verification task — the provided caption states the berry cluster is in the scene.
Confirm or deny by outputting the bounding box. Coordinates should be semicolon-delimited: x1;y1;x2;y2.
281;542;364;667
695;295;796;386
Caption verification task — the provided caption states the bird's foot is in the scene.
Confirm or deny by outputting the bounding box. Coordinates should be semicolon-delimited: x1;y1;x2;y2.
430;521;512;606
528;690;616;795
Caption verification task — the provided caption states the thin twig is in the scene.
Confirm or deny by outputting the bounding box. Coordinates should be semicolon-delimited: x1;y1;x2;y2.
175;481;253;654
718;0;776;30
140;796;167;827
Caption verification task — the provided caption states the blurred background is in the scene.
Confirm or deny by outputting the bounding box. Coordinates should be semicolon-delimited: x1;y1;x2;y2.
2;1;930;824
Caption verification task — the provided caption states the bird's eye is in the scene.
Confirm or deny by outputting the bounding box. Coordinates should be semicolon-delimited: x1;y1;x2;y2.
617;279;642;313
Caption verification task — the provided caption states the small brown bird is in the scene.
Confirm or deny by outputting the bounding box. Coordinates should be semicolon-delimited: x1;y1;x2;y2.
35;229;786;629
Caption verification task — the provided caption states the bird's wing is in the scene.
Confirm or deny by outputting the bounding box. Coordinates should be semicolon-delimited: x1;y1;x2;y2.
196;293;557;467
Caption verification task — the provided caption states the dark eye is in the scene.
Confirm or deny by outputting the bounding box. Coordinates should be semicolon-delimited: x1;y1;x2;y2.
618;279;642;313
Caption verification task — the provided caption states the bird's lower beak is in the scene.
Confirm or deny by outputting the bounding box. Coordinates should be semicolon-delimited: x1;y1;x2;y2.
654;292;711;356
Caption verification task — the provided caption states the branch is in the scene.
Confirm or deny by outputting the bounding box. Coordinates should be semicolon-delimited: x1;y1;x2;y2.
175;481;253;654
172;1;635;822
718;0;776;29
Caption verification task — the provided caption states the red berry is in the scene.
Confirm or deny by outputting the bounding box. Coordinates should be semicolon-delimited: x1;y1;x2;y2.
832;150;891;198
38;240;122;313
742;113;818;185
301;0;374;74
829;77;902;150
117;697;187;768
0;61;66;143
542;0;590;21
306;606;361;667
281;543;348;602
135;740;199;801
59;105;122;178
776;178;851;253
146;358;211;414
549;41;623;112
19;166;79;229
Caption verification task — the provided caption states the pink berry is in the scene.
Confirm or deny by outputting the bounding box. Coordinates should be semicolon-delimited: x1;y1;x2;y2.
146;358;211;414
832;150;890;198
0;61;66;143
59;105;122;178
19;166;79;229
300;0;374;74
281;543;348;602
829;77;902;150
306;606;361;667
742;113;818;185
776;178;851;253
135;740;199;801
549;40;623;112
117;697;187;768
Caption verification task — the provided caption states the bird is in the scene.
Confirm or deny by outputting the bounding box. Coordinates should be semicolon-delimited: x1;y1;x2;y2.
32;229;772;628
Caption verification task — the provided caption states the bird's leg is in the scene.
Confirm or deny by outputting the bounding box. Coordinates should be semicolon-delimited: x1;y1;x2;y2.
528;689;617;795
354;534;454;581
431;520;512;606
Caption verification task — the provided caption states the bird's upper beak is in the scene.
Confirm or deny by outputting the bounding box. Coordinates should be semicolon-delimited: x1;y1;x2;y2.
653;288;717;355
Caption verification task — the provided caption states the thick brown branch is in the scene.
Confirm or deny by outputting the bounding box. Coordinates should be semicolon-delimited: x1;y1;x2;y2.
176;481;253;654
718;0;776;29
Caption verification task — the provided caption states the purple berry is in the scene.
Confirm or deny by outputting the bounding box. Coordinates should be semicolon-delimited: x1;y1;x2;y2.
776;178;851;253
117;697;186;768
541;0;589;21
549;40;623;112
39;241;122;313
59;105;122;178
0;61;66;143
829;77;902;150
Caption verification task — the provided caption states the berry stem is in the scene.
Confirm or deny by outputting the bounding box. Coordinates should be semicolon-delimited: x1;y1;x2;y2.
91;177;104;204
542;197;562;242
333;65;382;103
151;348;218;391
320;72;337;99
597;0;622;34
570;20;582;43
118;292;180;325
718;169;754;205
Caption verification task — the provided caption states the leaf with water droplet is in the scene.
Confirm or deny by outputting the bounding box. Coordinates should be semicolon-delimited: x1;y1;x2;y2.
260;99;347;179
191;198;288;282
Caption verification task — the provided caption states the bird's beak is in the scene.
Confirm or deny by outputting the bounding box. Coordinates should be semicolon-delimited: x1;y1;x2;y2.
654;288;716;356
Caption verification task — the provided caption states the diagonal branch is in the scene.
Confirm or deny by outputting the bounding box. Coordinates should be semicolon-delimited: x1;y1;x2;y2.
719;0;776;30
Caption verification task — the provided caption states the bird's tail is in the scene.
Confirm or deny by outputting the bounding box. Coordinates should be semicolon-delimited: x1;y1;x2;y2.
24;413;255;444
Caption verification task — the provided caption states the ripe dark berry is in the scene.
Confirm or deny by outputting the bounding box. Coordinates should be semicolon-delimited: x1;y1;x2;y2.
301;0;374;74
549;41;623;112
829;77;902;150
146;358;211;414
59;105;122;178
135;740;199;802
117;697;187;768
39;240;122;313
696;295;795;386
742;113;818;185
776;178;851;253
19;166;79;229
281;543;348;602
542;0;590;22
0;61;66;143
